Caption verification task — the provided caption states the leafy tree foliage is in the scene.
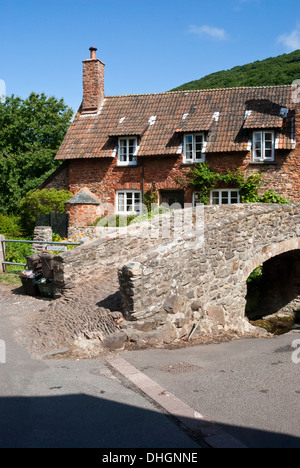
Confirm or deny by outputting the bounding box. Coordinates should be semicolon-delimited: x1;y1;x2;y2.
0;92;73;213
171;50;300;91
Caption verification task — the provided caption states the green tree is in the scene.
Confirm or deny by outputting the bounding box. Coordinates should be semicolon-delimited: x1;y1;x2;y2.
0;92;73;213
19;188;72;235
171;50;300;91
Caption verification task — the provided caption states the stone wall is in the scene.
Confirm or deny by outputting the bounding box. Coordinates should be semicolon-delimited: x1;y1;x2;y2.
53;208;203;297
53;203;300;343
33;226;53;253
118;204;300;341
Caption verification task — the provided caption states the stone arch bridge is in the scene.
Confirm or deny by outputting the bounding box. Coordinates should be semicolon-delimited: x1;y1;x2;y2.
54;203;300;346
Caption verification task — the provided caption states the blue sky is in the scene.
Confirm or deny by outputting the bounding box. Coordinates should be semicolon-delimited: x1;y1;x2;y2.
0;0;300;112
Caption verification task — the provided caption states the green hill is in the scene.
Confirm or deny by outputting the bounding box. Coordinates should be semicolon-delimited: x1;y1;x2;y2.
171;50;300;91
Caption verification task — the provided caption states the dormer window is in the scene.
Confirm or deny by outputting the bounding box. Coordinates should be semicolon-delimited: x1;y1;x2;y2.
118;137;138;166
183;133;206;164
252;131;275;162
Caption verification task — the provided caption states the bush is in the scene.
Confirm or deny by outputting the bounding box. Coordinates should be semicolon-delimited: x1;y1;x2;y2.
259;190;290;204
0;213;23;237
19;188;72;235
5;240;33;265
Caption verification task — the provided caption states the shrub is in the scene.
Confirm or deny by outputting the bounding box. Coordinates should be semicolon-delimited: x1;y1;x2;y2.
0;213;23;237
259;190;290;204
5;241;33;265
19;188;72;235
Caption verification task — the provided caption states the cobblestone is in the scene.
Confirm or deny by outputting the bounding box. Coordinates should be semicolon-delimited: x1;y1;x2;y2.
0;270;124;358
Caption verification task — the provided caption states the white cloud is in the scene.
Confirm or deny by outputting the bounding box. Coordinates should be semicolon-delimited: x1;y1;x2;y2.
278;26;300;51
188;25;228;41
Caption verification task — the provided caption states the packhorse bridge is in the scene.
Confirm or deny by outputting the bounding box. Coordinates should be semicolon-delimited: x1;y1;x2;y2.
50;203;300;349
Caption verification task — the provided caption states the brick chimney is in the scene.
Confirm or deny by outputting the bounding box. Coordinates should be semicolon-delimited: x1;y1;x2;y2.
81;47;105;114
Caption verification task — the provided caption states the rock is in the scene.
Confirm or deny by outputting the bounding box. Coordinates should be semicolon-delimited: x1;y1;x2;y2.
191;300;202;312
103;331;128;350
163;294;185;314
206;306;226;326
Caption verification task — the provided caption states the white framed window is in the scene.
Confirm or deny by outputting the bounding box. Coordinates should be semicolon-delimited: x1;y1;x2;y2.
183;133;206;163
118;137;138;166
193;192;203;206
252;131;275;162
210;189;240;205
116;190;142;214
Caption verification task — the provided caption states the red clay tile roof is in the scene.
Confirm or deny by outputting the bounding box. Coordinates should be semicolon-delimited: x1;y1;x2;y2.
55;85;295;160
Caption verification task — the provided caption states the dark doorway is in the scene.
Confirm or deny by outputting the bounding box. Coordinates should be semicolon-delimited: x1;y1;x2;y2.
160;190;184;209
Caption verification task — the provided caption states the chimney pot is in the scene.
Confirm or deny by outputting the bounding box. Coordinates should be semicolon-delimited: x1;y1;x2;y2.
89;47;97;59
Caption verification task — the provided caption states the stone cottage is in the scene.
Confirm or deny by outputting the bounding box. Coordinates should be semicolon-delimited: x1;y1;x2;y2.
42;47;300;227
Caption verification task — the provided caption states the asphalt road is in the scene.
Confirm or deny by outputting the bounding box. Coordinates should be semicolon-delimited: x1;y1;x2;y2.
124;332;300;448
0;285;299;448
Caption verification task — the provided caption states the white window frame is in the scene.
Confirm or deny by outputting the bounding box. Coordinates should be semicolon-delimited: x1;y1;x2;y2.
252;130;275;162
116;190;142;215
210;189;240;205
183;133;206;164
117;137;138;166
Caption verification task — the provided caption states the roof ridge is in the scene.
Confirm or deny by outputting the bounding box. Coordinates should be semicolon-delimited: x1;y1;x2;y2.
105;84;293;98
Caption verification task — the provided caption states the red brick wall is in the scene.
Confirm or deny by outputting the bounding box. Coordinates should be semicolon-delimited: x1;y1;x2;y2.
65;203;100;228
42;163;70;191
57;116;300;227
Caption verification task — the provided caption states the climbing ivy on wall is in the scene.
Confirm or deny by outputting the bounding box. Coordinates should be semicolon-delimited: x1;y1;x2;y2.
179;163;290;205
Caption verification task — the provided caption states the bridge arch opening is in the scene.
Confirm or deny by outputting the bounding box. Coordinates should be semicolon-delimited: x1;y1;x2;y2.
245;249;300;334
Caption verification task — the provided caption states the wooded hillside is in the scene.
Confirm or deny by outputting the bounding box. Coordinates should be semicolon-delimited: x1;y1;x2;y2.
171;50;300;91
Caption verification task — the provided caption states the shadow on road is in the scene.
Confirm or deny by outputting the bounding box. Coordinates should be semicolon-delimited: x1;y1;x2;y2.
0;394;299;448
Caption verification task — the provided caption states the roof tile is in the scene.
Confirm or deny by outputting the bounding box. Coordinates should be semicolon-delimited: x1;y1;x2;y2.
55;85;295;160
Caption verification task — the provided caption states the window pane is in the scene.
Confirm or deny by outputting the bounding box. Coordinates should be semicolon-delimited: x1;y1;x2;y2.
254;132;262;159
134;193;141;213
222;191;229;204
212;191;219;205
119;140;127;161
128;139;135;155
254;132;262;143
126;192;133;212
265;133;273;142
264;139;273;159
195;135;203;158
264;149;272;158
230;191;239;203
118;193;125;212
255;148;262;158
185;135;193;159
